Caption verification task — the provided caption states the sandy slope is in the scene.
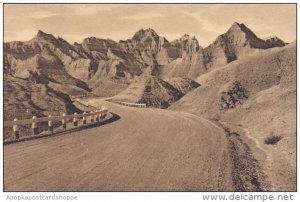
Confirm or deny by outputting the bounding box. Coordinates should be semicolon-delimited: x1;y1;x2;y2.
4;100;234;191
171;43;296;191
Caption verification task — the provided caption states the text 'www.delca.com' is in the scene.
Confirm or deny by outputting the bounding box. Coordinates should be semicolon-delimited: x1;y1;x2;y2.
202;193;293;201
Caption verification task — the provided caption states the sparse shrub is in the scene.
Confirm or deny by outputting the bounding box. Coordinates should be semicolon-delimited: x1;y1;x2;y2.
220;81;249;109
264;133;282;145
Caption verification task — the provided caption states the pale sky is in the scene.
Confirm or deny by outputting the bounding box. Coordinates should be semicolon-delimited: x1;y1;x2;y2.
4;4;296;47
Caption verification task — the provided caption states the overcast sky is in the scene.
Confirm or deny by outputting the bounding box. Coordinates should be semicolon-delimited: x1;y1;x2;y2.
4;4;296;47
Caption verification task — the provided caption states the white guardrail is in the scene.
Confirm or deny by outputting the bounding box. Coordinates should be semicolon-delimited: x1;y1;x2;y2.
113;101;146;108
4;106;108;140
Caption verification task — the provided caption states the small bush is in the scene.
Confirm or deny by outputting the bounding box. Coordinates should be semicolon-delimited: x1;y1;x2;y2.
220;81;249;109
264;133;282;145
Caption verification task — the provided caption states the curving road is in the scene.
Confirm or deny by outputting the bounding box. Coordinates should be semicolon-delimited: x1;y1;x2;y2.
4;99;234;191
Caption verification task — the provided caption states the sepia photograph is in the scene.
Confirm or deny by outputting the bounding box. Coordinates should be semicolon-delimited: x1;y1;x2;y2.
2;2;297;195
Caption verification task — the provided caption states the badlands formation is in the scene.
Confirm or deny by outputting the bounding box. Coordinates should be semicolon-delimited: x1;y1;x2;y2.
4;22;295;191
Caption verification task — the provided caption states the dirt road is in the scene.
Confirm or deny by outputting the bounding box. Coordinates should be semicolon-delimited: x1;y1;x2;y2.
4;100;234;191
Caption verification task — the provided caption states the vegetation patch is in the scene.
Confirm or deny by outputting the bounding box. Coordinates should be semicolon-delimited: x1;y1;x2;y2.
264;133;282;145
220;81;249;109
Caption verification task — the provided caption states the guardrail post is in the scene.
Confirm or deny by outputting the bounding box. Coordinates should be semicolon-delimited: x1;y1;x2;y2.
90;111;94;123
32;116;38;135
94;111;97;122
83;112;87;124
13;118;19;140
94;110;96;121
73;112;78;126
62;113;66;129
99;111;102;120
48;115;53;132
96;110;99;122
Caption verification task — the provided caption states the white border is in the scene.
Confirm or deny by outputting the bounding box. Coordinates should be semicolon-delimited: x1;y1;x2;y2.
0;1;298;202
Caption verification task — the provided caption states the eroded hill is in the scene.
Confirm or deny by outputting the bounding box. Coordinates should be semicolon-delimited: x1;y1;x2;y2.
112;76;199;108
170;42;296;191
4;22;290;140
